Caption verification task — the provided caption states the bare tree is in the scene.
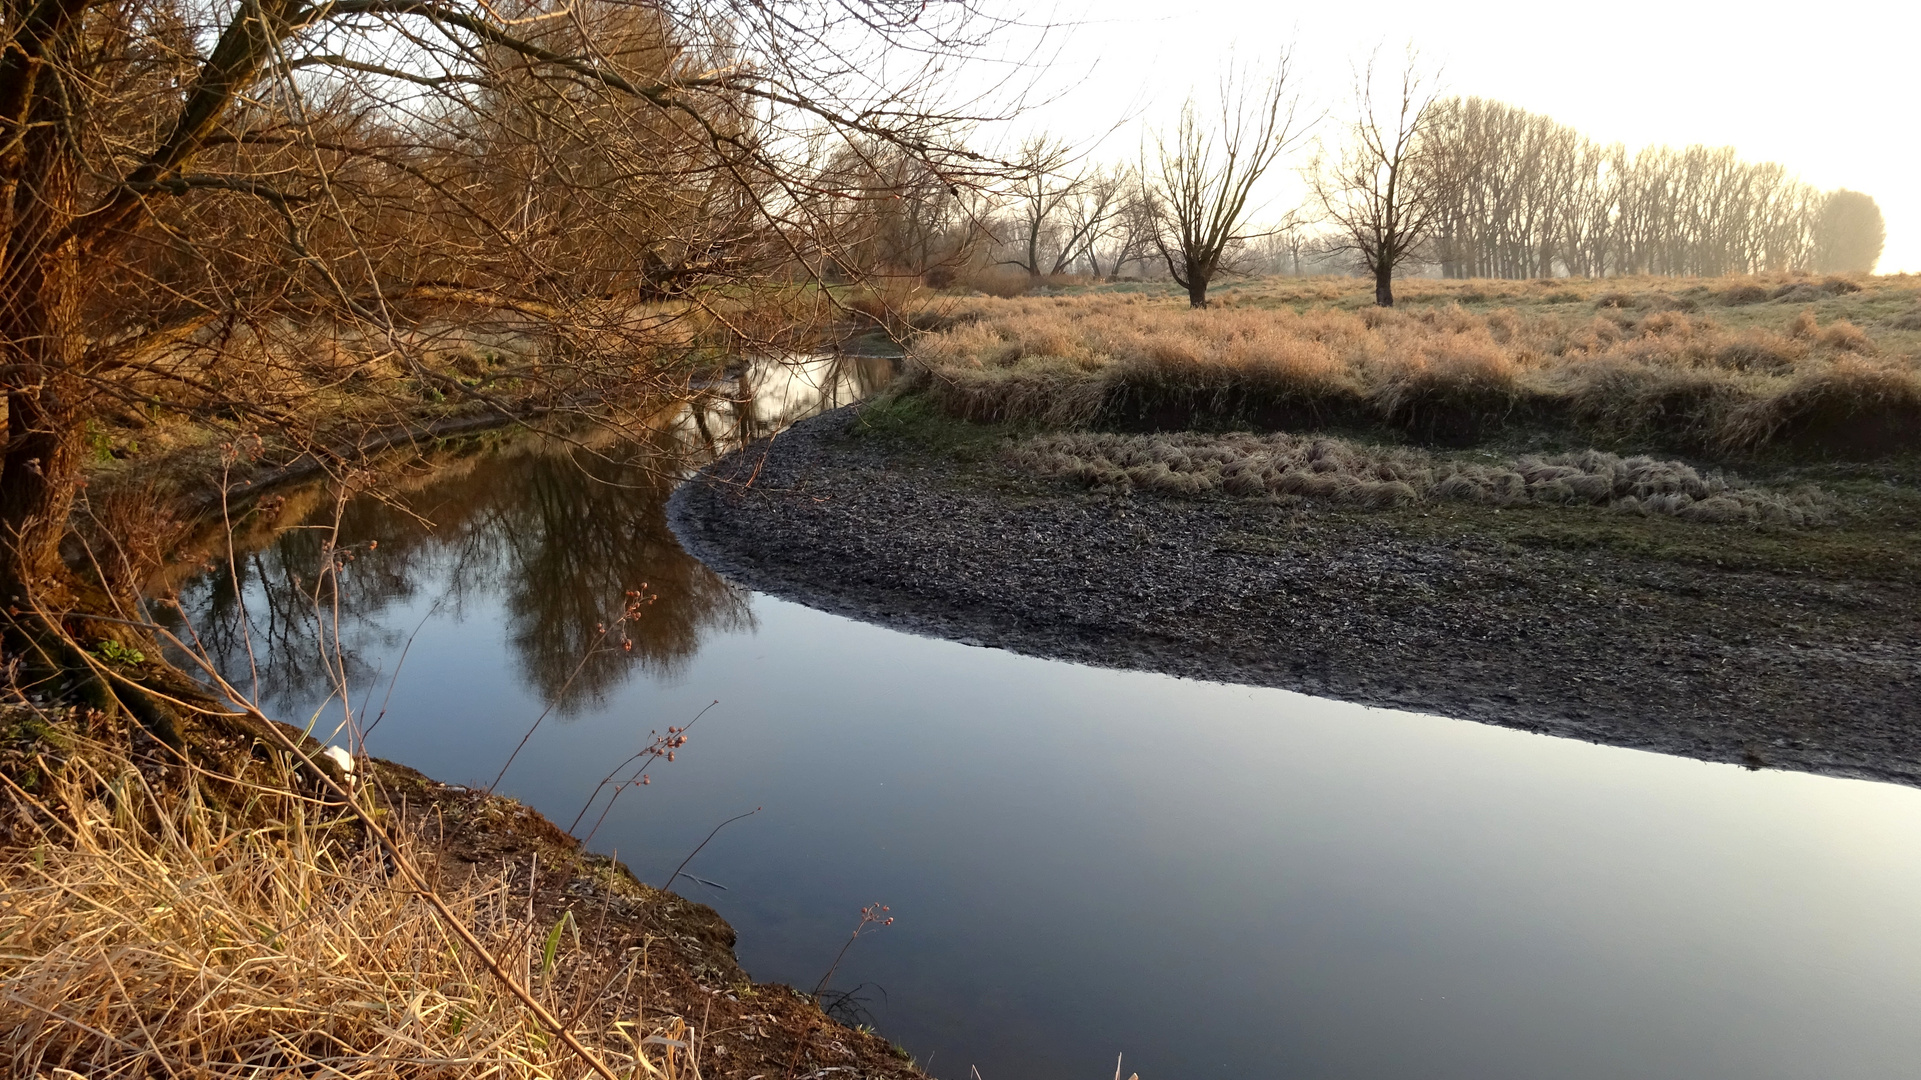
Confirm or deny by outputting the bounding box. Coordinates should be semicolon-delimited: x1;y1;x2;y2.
1093;182;1159;278
1051;165;1130;277
1313;51;1442;307
1142;54;1308;308
999;136;1077;278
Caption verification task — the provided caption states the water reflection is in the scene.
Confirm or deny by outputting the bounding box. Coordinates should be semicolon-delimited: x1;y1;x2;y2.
149;350;1921;1080
157;353;892;718
679;350;895;456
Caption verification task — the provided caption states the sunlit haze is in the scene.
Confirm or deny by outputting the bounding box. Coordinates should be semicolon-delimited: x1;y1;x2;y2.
1006;0;1918;272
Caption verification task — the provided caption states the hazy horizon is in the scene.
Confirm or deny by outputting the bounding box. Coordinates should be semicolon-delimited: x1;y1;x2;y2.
1005;0;1915;274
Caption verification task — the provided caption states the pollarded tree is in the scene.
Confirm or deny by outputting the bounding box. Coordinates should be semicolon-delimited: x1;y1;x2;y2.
1313;51;1441;307
1814;190;1886;274
1142;53;1308;308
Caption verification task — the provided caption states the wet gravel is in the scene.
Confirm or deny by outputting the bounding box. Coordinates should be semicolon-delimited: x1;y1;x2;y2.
669;407;1921;788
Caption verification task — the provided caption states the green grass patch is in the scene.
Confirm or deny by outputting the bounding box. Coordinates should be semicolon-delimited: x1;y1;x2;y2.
851;389;1026;464
1393;498;1921;583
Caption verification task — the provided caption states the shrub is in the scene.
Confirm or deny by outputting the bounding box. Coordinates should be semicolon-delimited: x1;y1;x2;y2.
1638;292;1699;312
1372;337;1520;445
909;356;1107;427
962;268;1042;298
1712;331;1805;373
1635;310;1698;338
1563;361;1750;450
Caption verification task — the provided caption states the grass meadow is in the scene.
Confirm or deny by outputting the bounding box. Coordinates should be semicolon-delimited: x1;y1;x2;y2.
900;273;1921;460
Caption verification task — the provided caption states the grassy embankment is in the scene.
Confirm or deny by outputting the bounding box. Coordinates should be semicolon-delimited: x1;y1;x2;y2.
0;715;666;1077
864;273;1921;582
0;699;921;1077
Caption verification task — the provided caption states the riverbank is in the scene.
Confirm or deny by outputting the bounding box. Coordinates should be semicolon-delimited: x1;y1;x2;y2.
0;698;923;1077
670;404;1921;787
2;348;924;1075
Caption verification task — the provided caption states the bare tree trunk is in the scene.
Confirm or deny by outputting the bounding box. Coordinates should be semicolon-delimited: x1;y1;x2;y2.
0;363;85;602
1146;60;1302;314
1185;268;1210;308
0;86;85;603
1374;262;1394;307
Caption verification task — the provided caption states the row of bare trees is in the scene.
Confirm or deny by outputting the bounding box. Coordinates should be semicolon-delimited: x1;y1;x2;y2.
850;63;1885;310
1418;97;1884;280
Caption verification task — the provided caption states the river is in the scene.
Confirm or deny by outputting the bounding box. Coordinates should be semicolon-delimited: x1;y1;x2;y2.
156;354;1921;1080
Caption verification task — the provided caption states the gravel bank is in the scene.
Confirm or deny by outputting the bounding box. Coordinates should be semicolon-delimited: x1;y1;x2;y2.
669;407;1921;787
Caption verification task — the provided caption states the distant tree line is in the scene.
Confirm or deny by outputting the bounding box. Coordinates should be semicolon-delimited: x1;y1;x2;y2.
1417;97;1885;279
810;82;1887;305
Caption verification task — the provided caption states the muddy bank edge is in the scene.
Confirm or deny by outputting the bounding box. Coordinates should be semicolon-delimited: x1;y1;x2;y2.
669;406;1921;789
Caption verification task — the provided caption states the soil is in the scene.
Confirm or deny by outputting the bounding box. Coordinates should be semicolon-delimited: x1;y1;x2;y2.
669;406;1921;788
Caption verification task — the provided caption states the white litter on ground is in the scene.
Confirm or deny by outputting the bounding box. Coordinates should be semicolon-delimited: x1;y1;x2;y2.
320;745;357;784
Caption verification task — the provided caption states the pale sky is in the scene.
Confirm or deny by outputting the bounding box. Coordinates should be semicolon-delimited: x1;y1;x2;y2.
996;0;1919;272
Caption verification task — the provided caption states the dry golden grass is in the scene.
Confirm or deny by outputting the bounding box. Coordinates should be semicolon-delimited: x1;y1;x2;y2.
1012;432;1834;525
0;745;697;1079
907;275;1921;458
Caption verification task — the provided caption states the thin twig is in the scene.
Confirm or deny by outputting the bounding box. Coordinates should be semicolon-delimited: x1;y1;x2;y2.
665;807;760;893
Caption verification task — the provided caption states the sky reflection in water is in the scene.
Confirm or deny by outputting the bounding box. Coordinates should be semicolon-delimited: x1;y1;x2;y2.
161;355;1921;1080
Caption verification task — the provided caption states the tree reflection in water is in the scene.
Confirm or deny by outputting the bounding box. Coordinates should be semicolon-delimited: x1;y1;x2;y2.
157;353;892;721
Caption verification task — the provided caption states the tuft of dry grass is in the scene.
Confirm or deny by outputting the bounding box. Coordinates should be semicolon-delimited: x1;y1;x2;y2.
1717;283;1770;306
0;746;695;1080
905;277;1921;458
1819;320;1874;352
1011;432;1834;526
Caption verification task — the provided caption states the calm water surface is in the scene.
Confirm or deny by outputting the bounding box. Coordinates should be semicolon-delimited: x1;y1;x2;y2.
160;357;1921;1080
